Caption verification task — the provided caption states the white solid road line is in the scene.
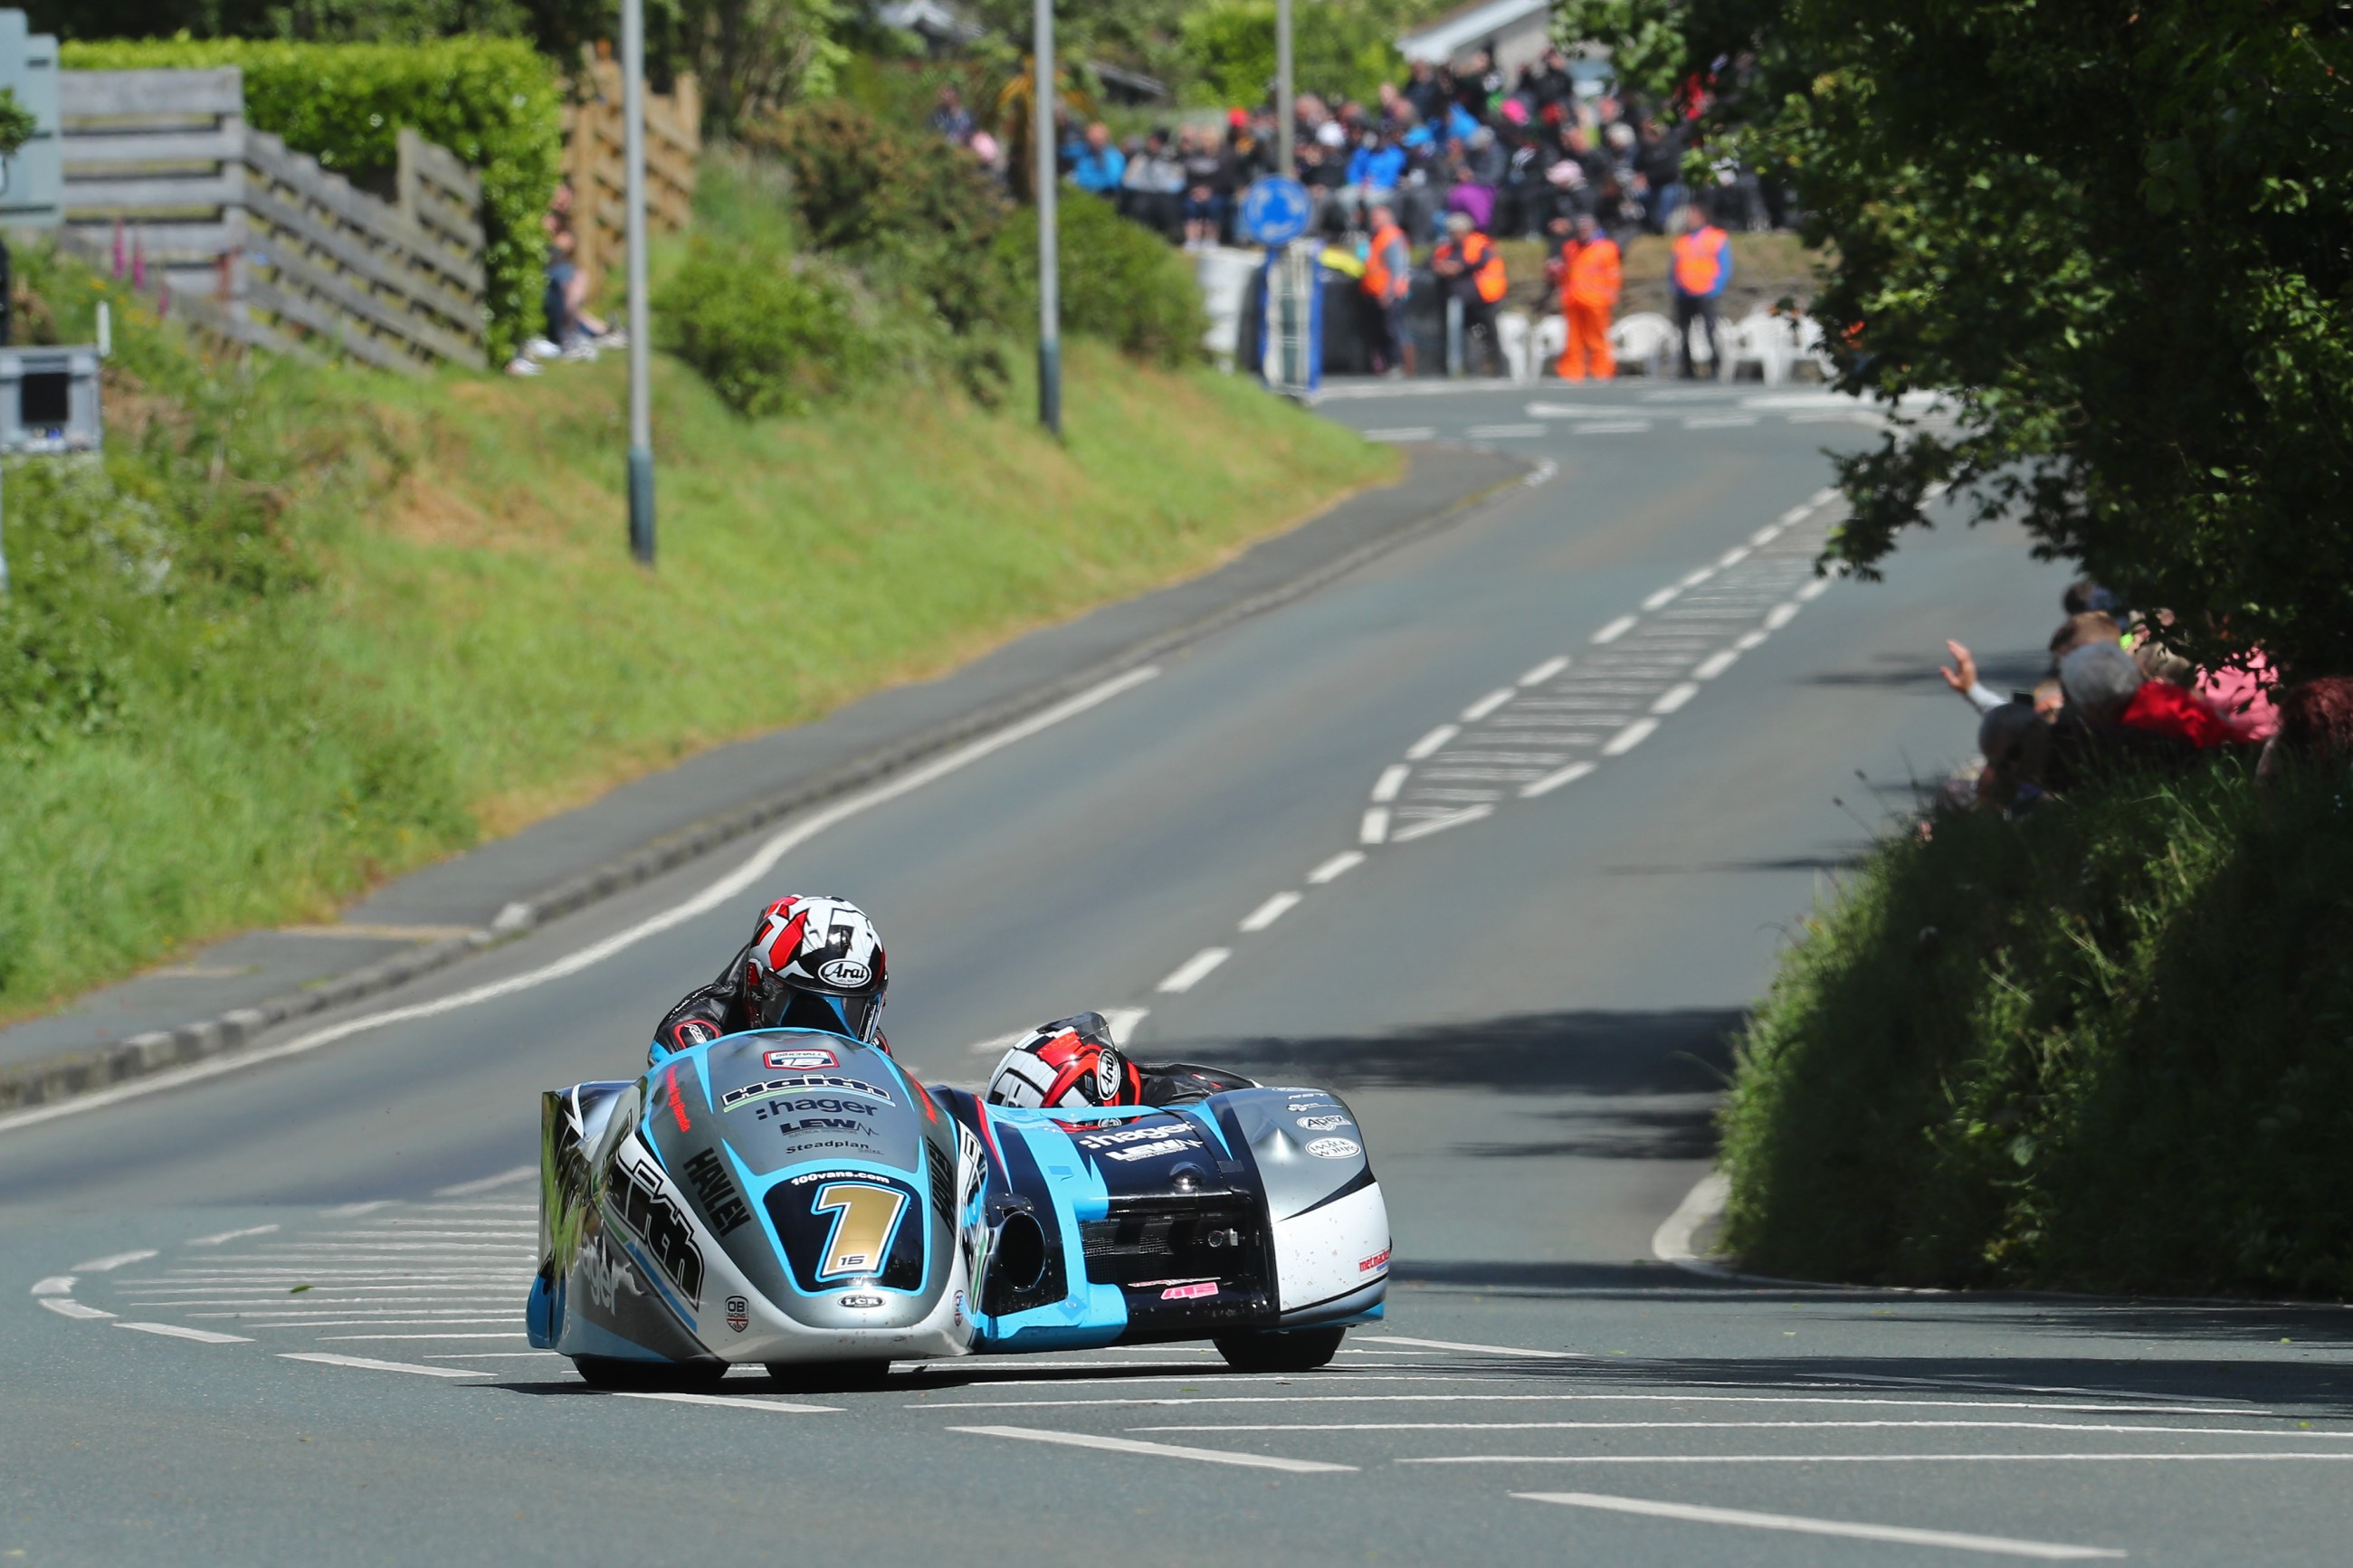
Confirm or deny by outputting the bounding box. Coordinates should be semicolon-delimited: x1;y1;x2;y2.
1404;724;1458;760
115;1321;252;1345
1649;683;1700;716
38;1298;113;1320
1146;1420;2343;1438
0;664;1162;1137
1363;1335;1585;1359
73;1250;158;1272
1156;948;1231;993
1519;655;1569;685
608;1391;842;1414
1591;614;1638;644
30;1276;73;1296
931;1392;2246;1414
1601;718;1659;756
187;1224;281;1247
1306;851;1365;884
1692;649;1739;679
1653;1171;1731;1274
279;1352;488;1378
1239;892;1303;933
1391;804;1494;842
1461;687;1515;722
1514;1492;2124;1563
1520;761;1596;799
1359;807;1390;845
433;1167;535;1197
319;1332;536;1341
949;1425;1356;1474
1360;426;1435;442
1369;764;1410;803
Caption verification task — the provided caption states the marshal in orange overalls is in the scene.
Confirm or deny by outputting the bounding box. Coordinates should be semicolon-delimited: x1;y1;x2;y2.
1555;232;1622;381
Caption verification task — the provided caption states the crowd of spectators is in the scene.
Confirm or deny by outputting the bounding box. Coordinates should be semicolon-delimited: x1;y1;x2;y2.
1931;582;2353;818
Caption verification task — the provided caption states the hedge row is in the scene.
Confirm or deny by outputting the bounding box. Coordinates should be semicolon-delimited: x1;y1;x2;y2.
63;36;562;366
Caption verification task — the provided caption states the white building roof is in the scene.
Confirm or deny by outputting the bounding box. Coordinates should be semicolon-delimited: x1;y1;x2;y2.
1396;0;1550;63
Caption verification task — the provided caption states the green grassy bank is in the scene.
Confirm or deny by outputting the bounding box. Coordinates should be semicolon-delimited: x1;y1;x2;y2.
1720;761;2353;1298
0;248;1392;1018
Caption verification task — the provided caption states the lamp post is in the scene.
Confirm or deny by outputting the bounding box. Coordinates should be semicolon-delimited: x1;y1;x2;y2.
1274;0;1294;179
623;0;655;564
1034;0;1060;436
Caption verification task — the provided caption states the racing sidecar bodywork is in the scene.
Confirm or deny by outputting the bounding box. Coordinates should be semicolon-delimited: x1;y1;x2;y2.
527;1028;1388;1376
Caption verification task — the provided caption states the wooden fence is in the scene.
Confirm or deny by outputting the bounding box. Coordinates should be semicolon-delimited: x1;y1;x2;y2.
60;68;488;371
562;60;700;297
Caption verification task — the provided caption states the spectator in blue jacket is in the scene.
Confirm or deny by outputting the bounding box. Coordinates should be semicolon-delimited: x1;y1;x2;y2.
1343;128;1406;225
1067;122;1126;195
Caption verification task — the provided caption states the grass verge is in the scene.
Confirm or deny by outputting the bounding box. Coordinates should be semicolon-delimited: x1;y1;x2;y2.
0;246;1394;1017
1720;760;2353;1298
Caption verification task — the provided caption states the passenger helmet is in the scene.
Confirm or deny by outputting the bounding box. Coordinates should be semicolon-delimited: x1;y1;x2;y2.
986;1013;1138;1108
745;896;888;1042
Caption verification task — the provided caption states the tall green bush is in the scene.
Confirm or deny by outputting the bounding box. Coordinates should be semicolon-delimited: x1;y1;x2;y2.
655;237;872;416
992;192;1205;369
1720;760;2353;1297
1178;0;1403;108
62;37;562;366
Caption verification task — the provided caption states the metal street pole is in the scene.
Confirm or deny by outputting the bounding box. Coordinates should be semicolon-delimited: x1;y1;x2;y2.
623;0;655;564
1034;0;1061;436
1275;0;1294;179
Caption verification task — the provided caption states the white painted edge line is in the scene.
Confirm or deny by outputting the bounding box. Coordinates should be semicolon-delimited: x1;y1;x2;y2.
609;1391;842;1414
279;1352;489;1378
73;1250;157;1272
1640;584;1681;611
1359;807;1390;845
1601;718;1658;756
1157;948;1232;994
324;1201;393;1216
1796;575;1833;601
0;664;1163;1137
1513;1492;2125;1562
116;1321;252;1345
1591;614;1638;645
188;1224;280;1247
434;1166;536;1198
1520;761;1596;799
39;1297;113;1320
1363;1335;1585;1360
1306;851;1365;885
1436;1453;2353;1466
1461;687;1515;722
1100;1007;1148;1047
30;1276;73;1297
1652;1171;1732;1277
1389;804;1493;842
1692;649;1739;680
1405;724;1458;760
1763;602;1802;631
1159;1420;2353;1439
949;1425;1356;1473
1239;892;1303;933
1519;655;1569;686
1370;764;1410;803
1649;683;1700;716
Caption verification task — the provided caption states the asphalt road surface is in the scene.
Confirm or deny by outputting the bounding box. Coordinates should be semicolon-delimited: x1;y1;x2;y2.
11;380;2351;1567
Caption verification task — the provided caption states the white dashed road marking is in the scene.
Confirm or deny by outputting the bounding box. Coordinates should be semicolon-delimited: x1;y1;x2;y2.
1591;614;1638;644
1239;892;1303;932
1513;1492;2125;1562
280;1352;489;1378
116;1321;252;1345
1156;948;1231;993
610;1392;842;1414
1306;851;1364;883
950;1425;1357;1474
73;1250;157;1272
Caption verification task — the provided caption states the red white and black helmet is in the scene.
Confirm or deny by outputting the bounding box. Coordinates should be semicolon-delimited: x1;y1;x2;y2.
985;1013;1139;1109
744;895;888;1042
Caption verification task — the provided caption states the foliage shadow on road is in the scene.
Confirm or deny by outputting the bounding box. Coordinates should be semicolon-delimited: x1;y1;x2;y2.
1161;1007;1745;1097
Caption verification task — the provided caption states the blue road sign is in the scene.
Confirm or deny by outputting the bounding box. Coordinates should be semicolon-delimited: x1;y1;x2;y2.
1238;177;1312;246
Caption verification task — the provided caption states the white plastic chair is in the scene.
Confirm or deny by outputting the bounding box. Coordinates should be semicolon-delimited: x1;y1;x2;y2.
1726;310;1793;385
1609;311;1677;377
1496;309;1536;384
1530;312;1567;376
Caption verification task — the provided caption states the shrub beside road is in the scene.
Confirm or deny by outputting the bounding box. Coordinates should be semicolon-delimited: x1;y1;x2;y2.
0;244;1391;1020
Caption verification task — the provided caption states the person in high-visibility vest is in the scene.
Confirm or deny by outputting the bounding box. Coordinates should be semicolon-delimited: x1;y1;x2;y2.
1669;199;1733;379
1431;212;1509;376
1359;204;1416;378
1551;212;1621;381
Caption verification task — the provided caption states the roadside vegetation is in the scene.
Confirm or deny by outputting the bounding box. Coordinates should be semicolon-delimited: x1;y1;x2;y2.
1562;0;2353;1295
0;223;1389;1018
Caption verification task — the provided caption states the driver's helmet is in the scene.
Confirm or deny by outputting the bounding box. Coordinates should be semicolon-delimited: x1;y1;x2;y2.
986;1013;1139;1108
744;895;888;1042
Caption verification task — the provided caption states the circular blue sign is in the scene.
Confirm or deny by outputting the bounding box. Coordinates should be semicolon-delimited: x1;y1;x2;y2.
1239;177;1313;246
